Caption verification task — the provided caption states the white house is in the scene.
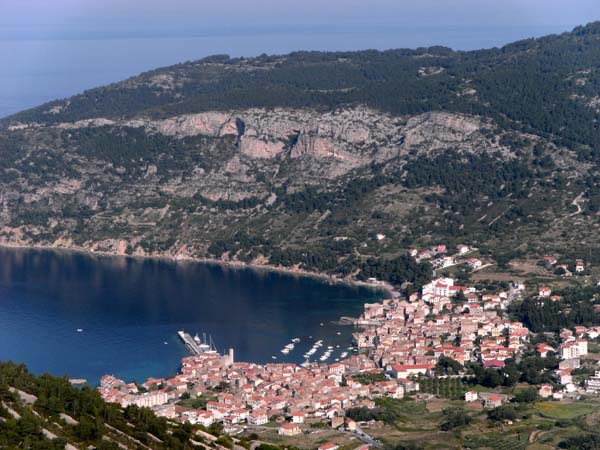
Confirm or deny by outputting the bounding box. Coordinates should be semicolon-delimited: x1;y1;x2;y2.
249;410;269;425
291;412;305;424
464;391;478;402
391;364;434;379
456;245;470;255
538;384;553;398
196;411;215;427
561;339;588;359
538;286;552;297
466;258;482;269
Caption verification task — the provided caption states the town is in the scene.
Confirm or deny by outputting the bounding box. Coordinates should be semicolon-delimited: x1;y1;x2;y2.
98;244;600;449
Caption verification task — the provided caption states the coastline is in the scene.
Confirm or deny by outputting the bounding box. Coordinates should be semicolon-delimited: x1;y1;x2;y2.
0;241;394;298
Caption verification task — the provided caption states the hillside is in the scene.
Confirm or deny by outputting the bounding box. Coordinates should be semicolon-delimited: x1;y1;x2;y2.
2;23;600;283
0;361;209;449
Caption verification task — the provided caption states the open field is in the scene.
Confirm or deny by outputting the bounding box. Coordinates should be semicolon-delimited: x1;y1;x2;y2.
251;427;357;449
533;401;596;420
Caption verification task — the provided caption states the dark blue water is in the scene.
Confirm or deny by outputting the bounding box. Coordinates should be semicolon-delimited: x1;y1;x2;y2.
0;247;383;384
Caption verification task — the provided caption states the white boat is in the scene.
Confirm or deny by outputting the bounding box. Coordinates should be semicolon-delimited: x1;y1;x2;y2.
281;349;290;355
327;346;333;350
336;332;341;335
272;356;277;360
77;328;83;332
164;341;168;345
292;338;300;343
341;352;348;358
320;350;331;361
284;343;294;350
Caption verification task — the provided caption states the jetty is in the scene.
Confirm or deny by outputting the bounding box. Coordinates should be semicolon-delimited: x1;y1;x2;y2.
177;330;205;356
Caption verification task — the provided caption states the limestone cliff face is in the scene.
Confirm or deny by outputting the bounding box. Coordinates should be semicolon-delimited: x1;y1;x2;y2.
403;112;480;148
0;105;536;265
239;137;285;159
43;107;494;171
146;113;239;138
4;107;504;207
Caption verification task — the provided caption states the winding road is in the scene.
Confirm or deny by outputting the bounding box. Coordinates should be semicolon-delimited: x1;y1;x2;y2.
570;192;584;217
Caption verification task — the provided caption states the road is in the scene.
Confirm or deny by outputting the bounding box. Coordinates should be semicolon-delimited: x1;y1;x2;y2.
353;424;383;448
570;192;584;217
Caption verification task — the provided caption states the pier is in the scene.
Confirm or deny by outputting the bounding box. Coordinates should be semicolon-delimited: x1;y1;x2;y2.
177;330;205;356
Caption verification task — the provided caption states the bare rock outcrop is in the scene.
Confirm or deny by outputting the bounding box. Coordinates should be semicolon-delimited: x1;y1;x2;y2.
403;112;481;150
239;137;285;158
57;118;116;129
290;134;338;158
147;112;238;138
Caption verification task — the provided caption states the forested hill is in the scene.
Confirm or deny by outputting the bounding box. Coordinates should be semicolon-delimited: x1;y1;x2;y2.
0;361;201;449
6;22;600;150
1;23;600;285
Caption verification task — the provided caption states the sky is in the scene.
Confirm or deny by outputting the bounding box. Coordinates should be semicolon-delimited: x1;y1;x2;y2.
2;0;599;37
0;0;599;117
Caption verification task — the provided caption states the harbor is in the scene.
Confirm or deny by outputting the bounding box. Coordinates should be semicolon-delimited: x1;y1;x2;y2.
177;330;216;356
270;336;359;367
178;330;236;367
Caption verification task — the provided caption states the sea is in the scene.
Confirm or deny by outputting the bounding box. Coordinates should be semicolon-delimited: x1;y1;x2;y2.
0;247;384;384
